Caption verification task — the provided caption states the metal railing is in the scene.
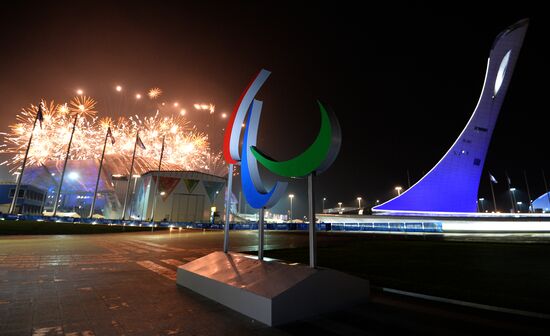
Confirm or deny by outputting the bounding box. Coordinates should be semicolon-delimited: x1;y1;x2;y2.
0;214;443;233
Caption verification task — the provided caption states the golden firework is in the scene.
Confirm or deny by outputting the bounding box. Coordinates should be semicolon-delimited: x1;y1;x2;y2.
1;97;225;176
58;103;69;114
99;117;113;129
148;87;162;99
193;103;216;114
69;96;97;118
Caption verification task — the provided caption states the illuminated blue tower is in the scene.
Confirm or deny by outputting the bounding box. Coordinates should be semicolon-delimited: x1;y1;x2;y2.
373;19;529;214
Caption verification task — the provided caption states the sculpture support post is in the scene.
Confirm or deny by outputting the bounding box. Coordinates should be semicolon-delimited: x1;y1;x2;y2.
308;172;317;268
223;163;233;253
258;207;265;261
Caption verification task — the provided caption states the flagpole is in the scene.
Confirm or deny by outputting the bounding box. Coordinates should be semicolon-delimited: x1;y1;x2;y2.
150;136;165;227
9;104;41;214
122;131;139;220
40;192;47;215
523;170;533;212
89;128;110;218
542;169;550;212
53;114;79;217
489;174;497;212
223;163;234;253
505;171;515;213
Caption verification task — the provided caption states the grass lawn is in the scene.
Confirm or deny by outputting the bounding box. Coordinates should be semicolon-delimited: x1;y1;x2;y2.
0;220;165;234
261;233;550;314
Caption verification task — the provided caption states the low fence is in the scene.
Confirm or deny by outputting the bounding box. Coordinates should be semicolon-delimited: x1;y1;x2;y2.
0;214;443;233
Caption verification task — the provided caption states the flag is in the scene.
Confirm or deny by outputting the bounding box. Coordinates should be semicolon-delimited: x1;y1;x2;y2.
106;127;115;145
136;135;146;150
37;104;44;129
489;173;498;184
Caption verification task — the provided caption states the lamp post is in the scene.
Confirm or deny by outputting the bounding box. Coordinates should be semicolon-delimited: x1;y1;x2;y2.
338;202;342;213
288;194;294;222
478;198;485;212
516;201;523;213
395;186;402;196
322;197;326;213
357;197;362;209
510;188;517;213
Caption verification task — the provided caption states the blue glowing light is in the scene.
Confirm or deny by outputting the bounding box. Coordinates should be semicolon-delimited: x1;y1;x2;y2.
240;101;287;209
373;19;528;214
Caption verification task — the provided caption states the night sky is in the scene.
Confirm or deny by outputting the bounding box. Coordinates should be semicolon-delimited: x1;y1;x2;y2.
1;1;548;218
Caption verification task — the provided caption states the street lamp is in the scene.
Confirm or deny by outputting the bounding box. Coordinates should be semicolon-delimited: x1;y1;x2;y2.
478;198;485;212
338;202;342;213
357;197;362;209
517;201;523;212
510;188;517;212
288;194;294;221
322;197;326;213
395;186;402;196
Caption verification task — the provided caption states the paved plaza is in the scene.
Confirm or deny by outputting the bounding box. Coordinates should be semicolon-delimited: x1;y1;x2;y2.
0;230;547;335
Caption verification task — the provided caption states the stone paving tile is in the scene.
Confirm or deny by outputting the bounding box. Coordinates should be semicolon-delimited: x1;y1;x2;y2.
3;321;33;333
3;330;32;336
62;322;96;335
31;324;65;336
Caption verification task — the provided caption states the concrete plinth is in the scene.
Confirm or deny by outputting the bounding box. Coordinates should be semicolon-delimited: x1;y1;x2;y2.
176;251;369;326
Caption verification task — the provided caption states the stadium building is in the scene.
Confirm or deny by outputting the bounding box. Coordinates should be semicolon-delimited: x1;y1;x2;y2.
0;154;232;220
127;170;230;222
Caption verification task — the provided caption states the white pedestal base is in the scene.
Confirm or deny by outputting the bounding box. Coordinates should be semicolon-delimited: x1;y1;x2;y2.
176;251;369;326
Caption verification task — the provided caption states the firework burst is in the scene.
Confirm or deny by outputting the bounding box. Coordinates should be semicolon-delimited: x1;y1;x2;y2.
148;87;162;99
194;103;216;114
1;96;226;176
70;95;97;118
2;100;94;166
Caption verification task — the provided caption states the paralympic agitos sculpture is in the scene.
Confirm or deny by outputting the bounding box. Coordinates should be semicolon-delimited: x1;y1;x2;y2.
178;71;363;327
223;69;341;267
